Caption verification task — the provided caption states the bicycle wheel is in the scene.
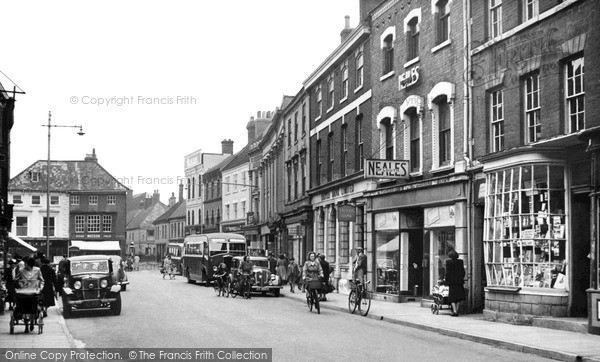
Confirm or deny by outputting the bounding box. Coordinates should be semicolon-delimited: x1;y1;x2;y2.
315;291;320;314
348;290;358;314
243;281;251;299
359;289;371;316
230;282;238;298
213;281;221;296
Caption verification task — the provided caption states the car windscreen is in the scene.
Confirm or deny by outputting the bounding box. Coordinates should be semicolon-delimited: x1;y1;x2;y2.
71;260;109;274
251;259;269;268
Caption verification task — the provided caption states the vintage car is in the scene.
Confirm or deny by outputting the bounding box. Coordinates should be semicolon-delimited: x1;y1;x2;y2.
61;255;122;317
231;256;282;297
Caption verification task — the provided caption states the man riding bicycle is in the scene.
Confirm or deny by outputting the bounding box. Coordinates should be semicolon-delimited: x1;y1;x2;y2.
353;247;367;284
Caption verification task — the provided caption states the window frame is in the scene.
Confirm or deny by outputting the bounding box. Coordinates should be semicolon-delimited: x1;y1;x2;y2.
13;195;22;204
75;215;85;233
87;215;100;233
32;195;41;205
383;34;395;75
16;216;28;236
436;0;450;45
355;50;364;90
524;73;541;143
357;116;364;171
565;56;585;133
103;215;112;233
341;64;349;100
327;74;335;111
89;195;98;206
407;17;420;61
491;89;505;152
341;124;348;177
523;0;538;22
107;195;116;205
489;0;503;38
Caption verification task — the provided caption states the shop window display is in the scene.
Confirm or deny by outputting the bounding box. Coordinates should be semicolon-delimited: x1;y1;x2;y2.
484;164;566;289
375;212;400;295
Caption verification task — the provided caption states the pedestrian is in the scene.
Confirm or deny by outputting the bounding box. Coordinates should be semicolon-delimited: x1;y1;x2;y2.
126;256;133;271
302;252;323;296
268;253;277;274
444;250;466;317
133;255;140;271
163;255;173;279
57;254;69;294
40;258;59;317
14;256;45;315
277;254;287;285
4;259;17;310
317;254;331;301
287;258;300;293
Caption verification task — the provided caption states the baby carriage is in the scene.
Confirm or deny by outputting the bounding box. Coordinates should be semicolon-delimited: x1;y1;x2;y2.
9;288;44;334
430;282;450;315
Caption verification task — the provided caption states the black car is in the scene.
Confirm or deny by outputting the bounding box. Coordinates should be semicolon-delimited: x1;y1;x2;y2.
61;255;122;317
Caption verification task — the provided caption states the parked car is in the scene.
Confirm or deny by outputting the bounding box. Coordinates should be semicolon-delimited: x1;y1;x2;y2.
108;256;129;291
231;256;282;297
61;255;122;317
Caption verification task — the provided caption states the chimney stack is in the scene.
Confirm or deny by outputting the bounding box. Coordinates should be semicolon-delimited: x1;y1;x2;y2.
84;148;98;162
152;190;160;205
247;117;256;143
179;183;184;202
340;16;353;42
360;0;382;22
169;192;176;207
221;139;234;155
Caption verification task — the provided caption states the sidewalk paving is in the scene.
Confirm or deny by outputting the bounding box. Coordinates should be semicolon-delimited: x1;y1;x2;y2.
282;288;600;362
0;299;79;349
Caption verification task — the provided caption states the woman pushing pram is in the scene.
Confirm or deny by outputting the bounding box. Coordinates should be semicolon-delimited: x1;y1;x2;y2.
11;256;45;334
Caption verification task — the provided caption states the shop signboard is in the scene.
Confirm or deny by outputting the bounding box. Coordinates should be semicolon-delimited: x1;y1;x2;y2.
364;159;410;179
338;204;356;222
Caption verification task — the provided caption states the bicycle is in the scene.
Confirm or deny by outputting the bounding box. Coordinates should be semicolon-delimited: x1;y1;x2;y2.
230;273;251;299
348;279;371;316
305;278;322;314
212;273;229;297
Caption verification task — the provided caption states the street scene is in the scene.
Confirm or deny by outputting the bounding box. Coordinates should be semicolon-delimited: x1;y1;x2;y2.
1;0;600;361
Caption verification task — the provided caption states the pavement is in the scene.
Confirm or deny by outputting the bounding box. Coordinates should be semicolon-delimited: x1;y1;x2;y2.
282;287;600;362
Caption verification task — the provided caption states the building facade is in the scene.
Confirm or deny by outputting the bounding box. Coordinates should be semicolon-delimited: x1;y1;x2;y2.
221;146;251;235
125;190;167;257
470;0;600;321
281;89;313;264
306;10;374;292
184;141;233;236
201;156;233;234
9;151;128;259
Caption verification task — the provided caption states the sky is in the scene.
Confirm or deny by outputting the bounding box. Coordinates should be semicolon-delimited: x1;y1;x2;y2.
2;0;359;202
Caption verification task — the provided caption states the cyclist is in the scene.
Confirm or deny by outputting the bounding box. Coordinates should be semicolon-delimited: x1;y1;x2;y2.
353;247;367;284
238;255;253;298
303;252;323;299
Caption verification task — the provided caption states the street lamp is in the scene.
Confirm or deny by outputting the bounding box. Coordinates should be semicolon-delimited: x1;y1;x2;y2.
41;111;85;259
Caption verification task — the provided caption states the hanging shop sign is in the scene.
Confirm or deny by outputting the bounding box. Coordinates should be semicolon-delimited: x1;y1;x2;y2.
399;66;420;90
338;204;356;222
364;159;410;179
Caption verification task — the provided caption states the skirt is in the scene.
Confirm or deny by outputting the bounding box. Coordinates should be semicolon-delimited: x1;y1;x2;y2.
448;284;465;303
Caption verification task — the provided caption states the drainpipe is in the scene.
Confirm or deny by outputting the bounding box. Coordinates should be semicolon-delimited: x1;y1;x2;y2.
463;0;474;312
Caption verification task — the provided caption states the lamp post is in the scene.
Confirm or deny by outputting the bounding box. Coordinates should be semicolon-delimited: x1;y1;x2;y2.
42;111;85;259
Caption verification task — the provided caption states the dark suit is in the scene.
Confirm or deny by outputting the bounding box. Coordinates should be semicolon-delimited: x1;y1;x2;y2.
445;258;465;303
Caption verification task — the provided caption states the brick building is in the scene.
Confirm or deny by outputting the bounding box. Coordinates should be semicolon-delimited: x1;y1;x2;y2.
307;4;375;291
470;0;600;323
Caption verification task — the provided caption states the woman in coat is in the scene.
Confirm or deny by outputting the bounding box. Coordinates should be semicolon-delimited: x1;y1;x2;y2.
40;258;59;317
276;254;287;284
444;250;466;317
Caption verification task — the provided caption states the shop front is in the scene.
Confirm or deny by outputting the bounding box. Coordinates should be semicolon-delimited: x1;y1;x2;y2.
482;151;589;321
367;176;469;305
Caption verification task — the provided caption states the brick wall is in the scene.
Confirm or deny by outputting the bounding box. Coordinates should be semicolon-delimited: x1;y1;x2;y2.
484;290;568;324
369;0;465;173
471;0;599;160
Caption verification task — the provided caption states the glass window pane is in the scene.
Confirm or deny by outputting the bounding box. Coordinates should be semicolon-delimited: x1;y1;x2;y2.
521;165;532;189
533;164;548;188
549;166;564;189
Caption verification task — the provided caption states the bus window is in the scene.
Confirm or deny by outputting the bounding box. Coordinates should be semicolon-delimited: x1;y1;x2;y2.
209;239;227;256
228;242;246;256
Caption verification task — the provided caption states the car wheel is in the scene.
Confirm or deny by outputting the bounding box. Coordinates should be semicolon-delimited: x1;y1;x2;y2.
62;296;72;318
273;289;280;298
111;294;122;316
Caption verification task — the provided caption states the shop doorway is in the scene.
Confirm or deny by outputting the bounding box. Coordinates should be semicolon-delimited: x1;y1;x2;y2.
407;229;423;297
571;192;590;317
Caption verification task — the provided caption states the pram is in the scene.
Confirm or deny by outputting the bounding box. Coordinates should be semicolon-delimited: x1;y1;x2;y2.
430;282;450;315
10;288;44;334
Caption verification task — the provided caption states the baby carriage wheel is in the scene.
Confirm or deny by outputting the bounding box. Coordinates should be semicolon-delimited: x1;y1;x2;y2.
431;303;439;315
9;314;14;334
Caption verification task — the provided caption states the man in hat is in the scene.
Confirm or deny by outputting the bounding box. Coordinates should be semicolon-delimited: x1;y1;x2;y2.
353;247;367;284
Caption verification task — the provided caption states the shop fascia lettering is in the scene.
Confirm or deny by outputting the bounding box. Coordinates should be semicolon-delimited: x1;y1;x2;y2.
364;159;410;179
320;185;354;202
399;66;420;90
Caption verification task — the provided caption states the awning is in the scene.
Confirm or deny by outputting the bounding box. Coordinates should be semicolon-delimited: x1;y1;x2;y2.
69;240;121;251
377;236;399;252
8;232;38;252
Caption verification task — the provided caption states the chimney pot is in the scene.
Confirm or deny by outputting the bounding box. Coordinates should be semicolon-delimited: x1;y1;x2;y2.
345;15;350;29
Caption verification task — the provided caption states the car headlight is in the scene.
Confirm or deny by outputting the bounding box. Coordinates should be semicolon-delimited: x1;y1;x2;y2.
74;281;82;290
270;274;276;281
100;279;108;288
213;266;218;272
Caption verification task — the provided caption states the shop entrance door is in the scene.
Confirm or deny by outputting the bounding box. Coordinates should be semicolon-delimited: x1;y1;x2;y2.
407;229;423;297
571;192;590;317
